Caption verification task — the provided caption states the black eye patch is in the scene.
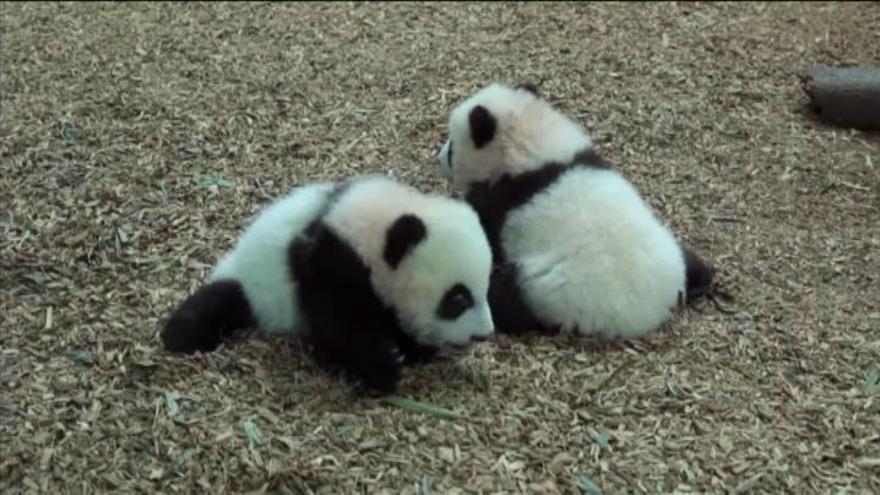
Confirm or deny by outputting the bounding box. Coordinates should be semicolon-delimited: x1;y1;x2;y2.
436;283;474;320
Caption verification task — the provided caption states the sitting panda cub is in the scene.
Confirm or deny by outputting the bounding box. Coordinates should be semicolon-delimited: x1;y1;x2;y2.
435;83;714;340
161;174;495;392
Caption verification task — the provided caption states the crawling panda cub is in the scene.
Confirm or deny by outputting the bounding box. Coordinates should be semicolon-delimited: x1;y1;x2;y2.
161;174;495;392
435;83;714;340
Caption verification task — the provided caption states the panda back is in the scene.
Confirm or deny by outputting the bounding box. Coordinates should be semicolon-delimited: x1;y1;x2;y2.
502;166;686;338
210;183;337;334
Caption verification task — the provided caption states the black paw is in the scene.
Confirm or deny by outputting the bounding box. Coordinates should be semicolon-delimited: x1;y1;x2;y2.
160;311;222;354
683;246;715;302
355;355;402;394
401;346;438;366
395;335;438;366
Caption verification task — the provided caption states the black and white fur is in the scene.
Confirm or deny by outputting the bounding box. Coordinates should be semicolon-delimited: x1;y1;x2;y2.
161;174;495;392
435;83;714;339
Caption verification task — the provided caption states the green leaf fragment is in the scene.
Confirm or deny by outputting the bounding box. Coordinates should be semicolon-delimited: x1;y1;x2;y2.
116;227;129;244
164;391;180;416
471;372;491;392
863;363;880;394
243;420;263;444
194;174;234;188
68;350;94;364
665;377;682;397
680;461;695;481
591;432;610;450
576;474;602;495
419;476;432;495
23;273;49;285
332;425;354;437
61;122;76;144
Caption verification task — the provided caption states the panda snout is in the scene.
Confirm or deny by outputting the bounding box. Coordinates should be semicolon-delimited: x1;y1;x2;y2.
470;333;491;343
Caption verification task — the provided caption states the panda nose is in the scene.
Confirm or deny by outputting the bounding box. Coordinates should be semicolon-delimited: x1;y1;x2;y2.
471;334;490;343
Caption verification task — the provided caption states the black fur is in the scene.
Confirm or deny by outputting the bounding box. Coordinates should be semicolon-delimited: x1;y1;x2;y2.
161;280;255;354
465;159;575;335
465;157;601;263
466;146;715;335
468;105;497;149
436;283;474;320
316;182;350;218
383;214;427;269
467;148;721;335
682;245;714;301
291;221;436;393
446;141;454;169
571;148;610;168
488;262;558;335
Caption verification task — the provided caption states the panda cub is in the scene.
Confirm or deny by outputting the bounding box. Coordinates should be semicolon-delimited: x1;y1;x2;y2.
161;174;495;392
435;83;714;340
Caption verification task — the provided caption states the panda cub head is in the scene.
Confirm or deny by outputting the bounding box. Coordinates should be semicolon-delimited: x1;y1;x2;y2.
436;83;593;193
318;175;496;350
371;210;495;350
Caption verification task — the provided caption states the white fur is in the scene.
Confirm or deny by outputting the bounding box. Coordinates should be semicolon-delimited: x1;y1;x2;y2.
207;174;494;348
502;167;685;338
438;83;592;191
438;83;687;339
210;183;335;334
324;175;495;348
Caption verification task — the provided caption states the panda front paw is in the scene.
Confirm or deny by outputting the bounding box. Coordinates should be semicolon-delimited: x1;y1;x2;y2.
395;335;438;366
307;332;404;393
400;345;437;366
355;356;402;394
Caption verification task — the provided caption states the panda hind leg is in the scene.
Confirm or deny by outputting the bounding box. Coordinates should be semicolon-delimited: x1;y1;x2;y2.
160;280;255;354
488;262;555;335
682;245;715;302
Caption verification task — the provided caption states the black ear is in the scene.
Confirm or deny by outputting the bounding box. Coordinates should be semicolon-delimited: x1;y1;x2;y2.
515;83;539;96
383;214;427;269
468;105;497;149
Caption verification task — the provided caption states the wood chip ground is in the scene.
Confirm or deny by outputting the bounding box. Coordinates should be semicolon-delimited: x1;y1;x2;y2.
2;2;878;494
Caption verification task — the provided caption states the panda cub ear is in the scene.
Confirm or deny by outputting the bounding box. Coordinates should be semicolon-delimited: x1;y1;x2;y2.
468;105;497;149
383;213;427;269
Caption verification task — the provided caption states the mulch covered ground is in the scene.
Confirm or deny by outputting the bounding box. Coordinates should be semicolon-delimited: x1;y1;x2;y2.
2;2;878;493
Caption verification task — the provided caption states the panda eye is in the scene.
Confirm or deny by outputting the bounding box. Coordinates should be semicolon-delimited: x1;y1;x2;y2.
436;283;473;320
